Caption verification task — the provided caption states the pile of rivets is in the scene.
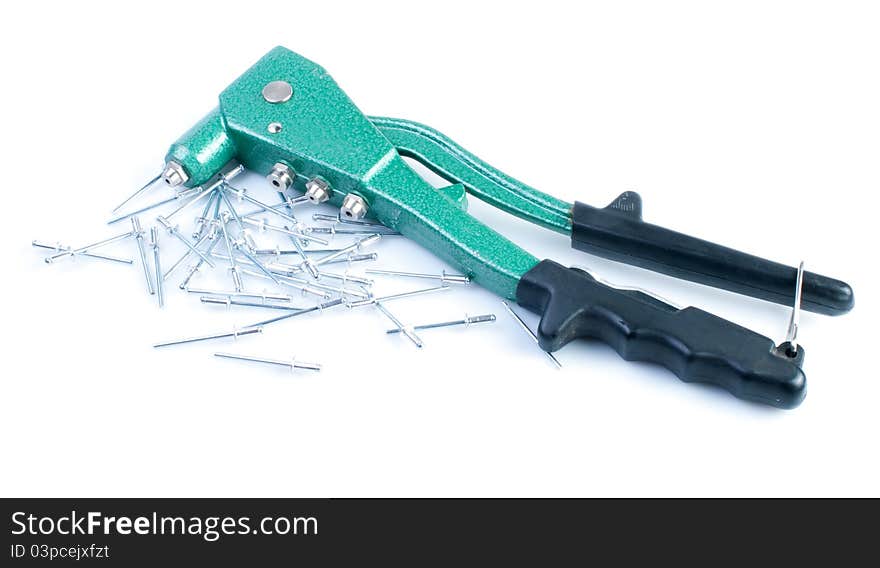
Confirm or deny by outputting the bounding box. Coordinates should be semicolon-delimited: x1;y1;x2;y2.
33;162;564;374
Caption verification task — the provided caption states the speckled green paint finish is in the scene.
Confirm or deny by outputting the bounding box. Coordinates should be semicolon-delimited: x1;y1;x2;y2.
164;46;541;298
369;116;573;235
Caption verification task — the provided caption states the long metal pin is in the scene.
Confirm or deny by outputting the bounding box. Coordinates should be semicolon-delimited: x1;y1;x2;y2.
366;268;470;285
237;268;330;299
165;162;244;221
192;189;219;239
163;230;213;281
219;213;243;292
306;226;401;236
387;313;496;334
785;261;806;354
273;188;319;272
375;302;423;348
200;297;302;310
130;217;154;294
226;184;299;226
254;247;346;256
312;212;389;228
502;301;561;369
185;288;293;302
309;234;382;269
241;217;329;246
32;240;133;265
264;260;372;286
218;186;246;235
156;216;216;268
282;224;319;278
150;227;164;308
107;188;197;225
111;172;161;214
240;199;309;219
45;230;135;263
178;237;221;290
347;284;450;308
269;269;369;298
214;352;321;373
244;298;345;329
235;241;281;285
153;326;263;348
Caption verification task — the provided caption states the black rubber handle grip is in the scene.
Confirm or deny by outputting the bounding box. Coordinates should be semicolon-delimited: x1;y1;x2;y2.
517;260;807;408
571;193;854;316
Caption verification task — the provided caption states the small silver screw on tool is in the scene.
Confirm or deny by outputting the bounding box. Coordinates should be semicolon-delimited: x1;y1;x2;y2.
214;352;321;373
386;313;496;334
340;194;368;220
153;326;263;348
502;301;562;369
305;177;332;204
266;163;296;191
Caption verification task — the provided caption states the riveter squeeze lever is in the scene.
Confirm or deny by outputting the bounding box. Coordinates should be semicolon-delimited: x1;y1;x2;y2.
139;47;853;408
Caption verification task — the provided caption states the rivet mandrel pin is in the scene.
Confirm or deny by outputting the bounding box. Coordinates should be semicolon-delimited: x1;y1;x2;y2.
312;212;389;228
131;217;154;294
111;172;162;214
386;313;496;334
241;217;328;245
185;287;293;303
156;215;216;268
179;237;222;290
200;296;303;311
44;230;135;263
225;184;299;227
375;302;423;348
779;260;806;358
243;298;345;329
366;268;470;285
150;226;164;308
347;284;450;308
107;187;198;225
32;240;133;265
214;352;321;373
153;326;263;348
502;301;561;369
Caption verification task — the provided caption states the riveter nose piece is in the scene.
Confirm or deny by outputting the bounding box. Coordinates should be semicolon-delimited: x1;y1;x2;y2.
162;160;189;188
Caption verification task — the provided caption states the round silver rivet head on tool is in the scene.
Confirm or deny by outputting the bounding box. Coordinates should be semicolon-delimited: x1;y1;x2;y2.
305;177;332;204
262;80;293;103
267;162;295;190
267;122;283;134
161;160;189;188
341;194;368;220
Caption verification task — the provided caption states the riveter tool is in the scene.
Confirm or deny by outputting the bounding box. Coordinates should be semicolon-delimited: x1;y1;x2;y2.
139;46;853;408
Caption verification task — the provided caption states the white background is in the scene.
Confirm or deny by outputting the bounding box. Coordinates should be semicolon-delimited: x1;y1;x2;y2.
2;1;877;497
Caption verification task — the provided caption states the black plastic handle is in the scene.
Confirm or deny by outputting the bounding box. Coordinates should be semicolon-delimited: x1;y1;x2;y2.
570;192;854;316
517;260;807;408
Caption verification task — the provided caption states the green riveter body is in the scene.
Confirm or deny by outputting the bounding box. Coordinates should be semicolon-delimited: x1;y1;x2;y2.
160;46;854;408
167;46;560;300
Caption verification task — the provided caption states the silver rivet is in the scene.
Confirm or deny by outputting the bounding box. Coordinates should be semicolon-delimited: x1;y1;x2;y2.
268;122;283;134
262;80;293;103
